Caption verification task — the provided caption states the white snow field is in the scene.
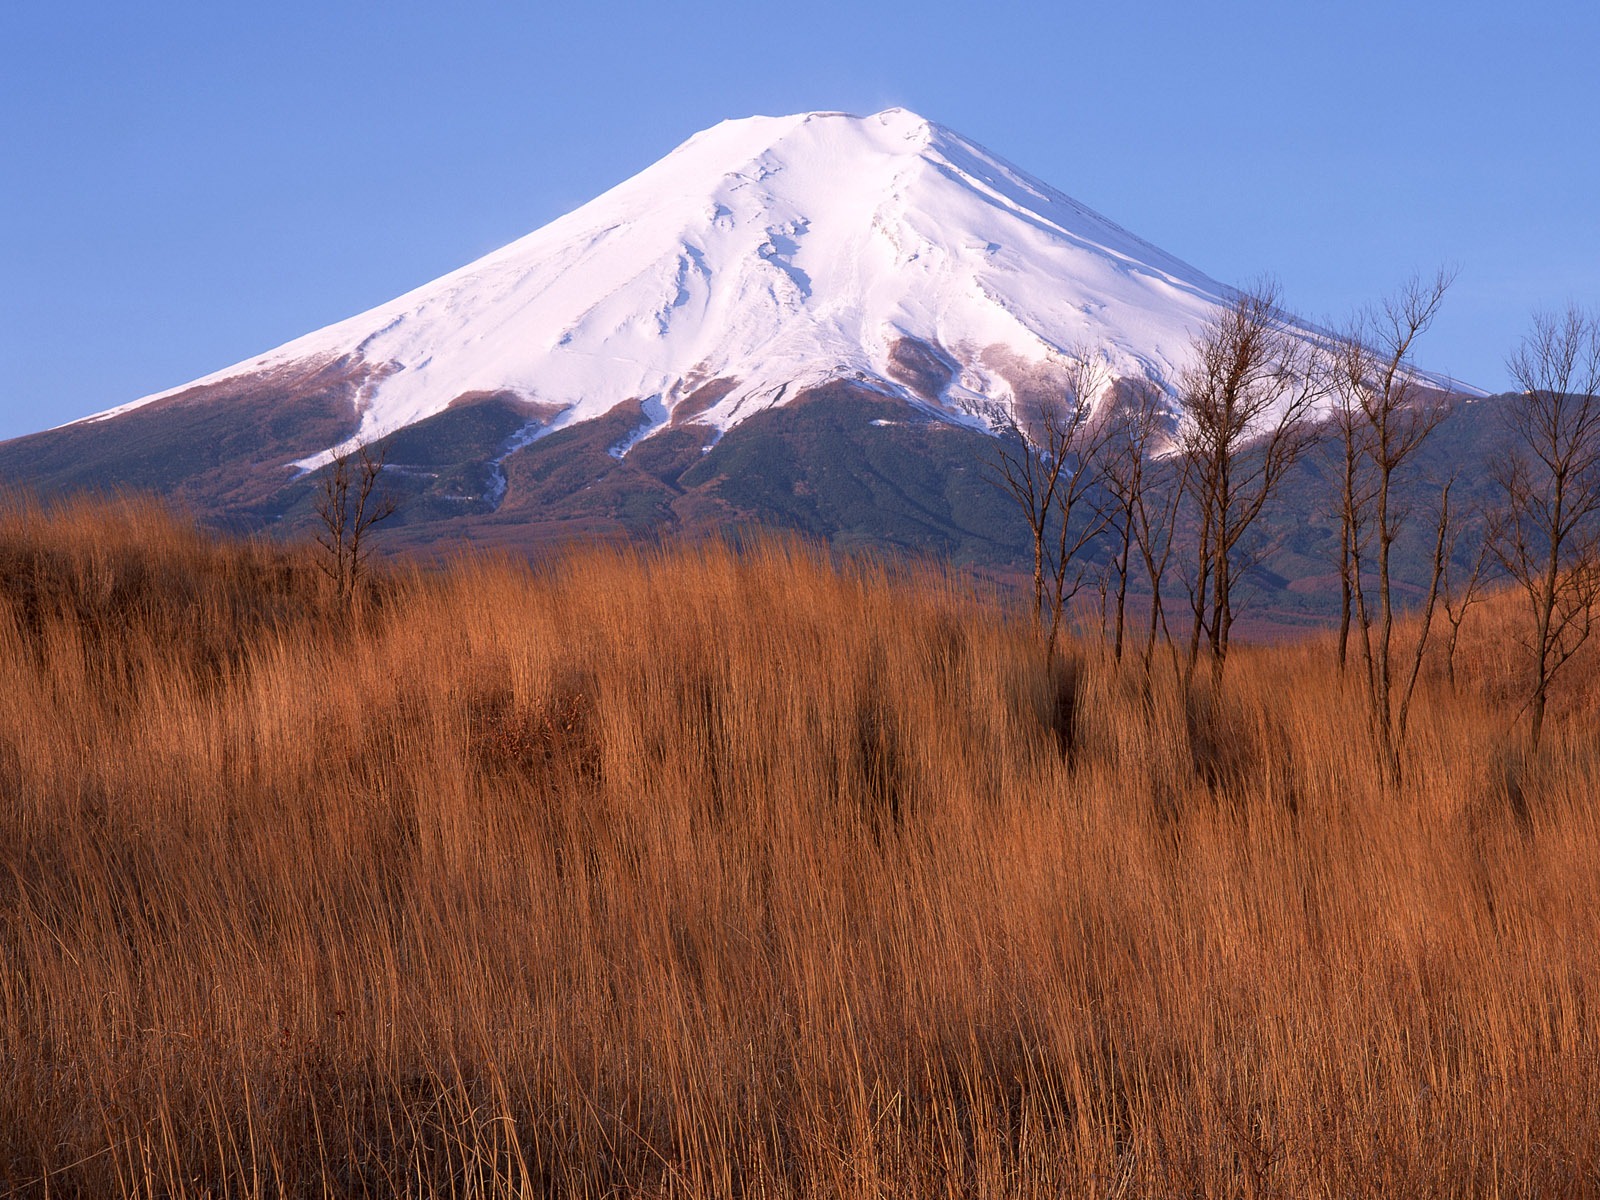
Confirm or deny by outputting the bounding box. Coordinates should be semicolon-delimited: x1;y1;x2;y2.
81;108;1350;465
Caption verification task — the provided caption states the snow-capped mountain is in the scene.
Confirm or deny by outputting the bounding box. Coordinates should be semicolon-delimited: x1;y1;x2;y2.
1;106;1485;616
77;107;1295;468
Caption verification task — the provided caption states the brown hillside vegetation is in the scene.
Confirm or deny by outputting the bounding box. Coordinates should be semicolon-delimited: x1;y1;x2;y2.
1;495;1598;1198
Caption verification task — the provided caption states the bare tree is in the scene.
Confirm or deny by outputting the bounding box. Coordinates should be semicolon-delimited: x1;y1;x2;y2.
991;349;1113;663
1099;376;1180;668
1178;281;1330;683
315;438;398;610
1134;453;1188;680
1330;378;1376;672
1492;305;1600;750
1438;499;1491;690
1335;270;1456;774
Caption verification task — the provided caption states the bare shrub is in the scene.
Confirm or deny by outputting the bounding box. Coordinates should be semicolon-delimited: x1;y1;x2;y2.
314;438;397;611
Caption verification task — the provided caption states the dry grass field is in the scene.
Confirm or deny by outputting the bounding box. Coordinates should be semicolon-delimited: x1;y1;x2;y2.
1;495;1598;1197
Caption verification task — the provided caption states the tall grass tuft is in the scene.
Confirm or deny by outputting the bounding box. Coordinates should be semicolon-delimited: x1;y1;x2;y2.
1;494;1596;1197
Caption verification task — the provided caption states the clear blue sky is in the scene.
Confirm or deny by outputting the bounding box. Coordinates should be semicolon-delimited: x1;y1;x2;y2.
3;1;1596;440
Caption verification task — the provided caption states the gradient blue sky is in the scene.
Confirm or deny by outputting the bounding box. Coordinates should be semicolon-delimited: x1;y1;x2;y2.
2;1;1596;439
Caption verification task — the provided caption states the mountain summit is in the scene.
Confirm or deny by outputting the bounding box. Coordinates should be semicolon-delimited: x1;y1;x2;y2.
81;108;1270;465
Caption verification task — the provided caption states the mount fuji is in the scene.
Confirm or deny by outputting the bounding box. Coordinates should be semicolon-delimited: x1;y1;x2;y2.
5;107;1459;593
81;107;1260;458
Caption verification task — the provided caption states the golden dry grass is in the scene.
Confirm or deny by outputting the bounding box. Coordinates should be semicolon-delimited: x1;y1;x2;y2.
1;494;1598;1197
